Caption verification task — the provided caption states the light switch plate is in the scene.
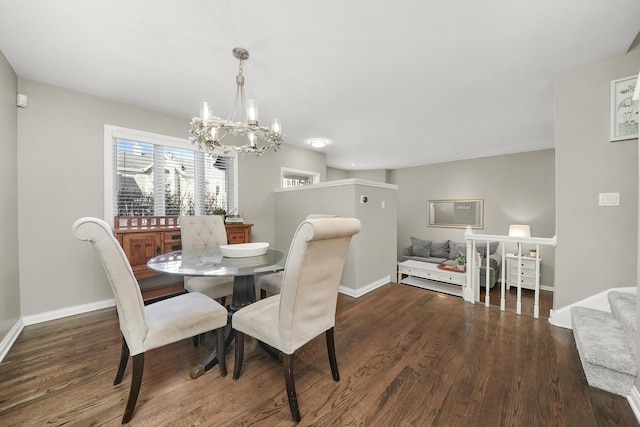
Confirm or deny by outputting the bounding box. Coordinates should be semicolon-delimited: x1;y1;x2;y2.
599;192;620;206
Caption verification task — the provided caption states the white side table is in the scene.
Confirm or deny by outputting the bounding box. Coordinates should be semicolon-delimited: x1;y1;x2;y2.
506;253;541;290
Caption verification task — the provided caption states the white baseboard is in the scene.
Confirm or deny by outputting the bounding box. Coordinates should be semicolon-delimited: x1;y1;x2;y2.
22;298;115;326
0;318;24;363
339;276;391;298
628;386;640;424
548;286;636;330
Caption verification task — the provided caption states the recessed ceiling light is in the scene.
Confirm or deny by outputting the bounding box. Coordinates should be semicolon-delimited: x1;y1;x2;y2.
308;138;328;148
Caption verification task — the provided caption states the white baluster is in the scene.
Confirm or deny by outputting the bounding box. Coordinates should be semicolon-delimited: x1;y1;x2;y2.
467;240;480;303
475;248;481;303
484;241;490;307
463;226;475;303
465;237;470;302
500;243;506;311
516;250;522;315
533;244;540;319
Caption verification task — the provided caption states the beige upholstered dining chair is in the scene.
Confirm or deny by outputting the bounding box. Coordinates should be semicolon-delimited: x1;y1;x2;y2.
232;217;360;422
180;215;234;305
72;217;228;424
258;214;337;299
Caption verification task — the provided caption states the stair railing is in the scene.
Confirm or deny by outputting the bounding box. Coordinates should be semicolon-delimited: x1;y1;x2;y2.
463;226;556;318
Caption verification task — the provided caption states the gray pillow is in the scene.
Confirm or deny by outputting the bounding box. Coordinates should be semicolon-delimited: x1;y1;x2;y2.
411;237;432;257
476;241;499;257
448;241;466;260
431;241;450;258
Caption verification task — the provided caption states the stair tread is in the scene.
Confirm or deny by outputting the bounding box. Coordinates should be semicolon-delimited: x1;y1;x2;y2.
571;306;636;376
609;291;636;334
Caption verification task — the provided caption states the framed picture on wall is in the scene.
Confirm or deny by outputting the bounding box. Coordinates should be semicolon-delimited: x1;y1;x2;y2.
427;199;484;229
610;75;638;142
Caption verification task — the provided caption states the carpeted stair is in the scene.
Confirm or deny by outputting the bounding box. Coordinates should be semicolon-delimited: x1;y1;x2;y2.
571;290;637;396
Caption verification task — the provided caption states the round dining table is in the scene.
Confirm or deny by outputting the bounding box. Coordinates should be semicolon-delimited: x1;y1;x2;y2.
147;246;285;378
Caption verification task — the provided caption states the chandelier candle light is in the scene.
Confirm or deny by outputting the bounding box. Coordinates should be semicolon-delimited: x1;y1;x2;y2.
189;47;283;155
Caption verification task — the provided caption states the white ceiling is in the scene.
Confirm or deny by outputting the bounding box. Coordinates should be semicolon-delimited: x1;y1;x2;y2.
1;1;639;170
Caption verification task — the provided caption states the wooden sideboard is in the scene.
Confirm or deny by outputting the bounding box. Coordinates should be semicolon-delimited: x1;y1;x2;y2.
114;216;253;282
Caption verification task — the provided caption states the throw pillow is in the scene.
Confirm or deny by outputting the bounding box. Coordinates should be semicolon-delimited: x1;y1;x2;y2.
448;241;466;260
431;241;450;258
411;237;432;258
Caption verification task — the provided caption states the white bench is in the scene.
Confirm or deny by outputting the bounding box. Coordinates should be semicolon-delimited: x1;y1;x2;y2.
397;260;466;297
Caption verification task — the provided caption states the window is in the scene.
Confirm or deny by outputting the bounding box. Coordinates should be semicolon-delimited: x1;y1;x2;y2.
281;167;320;188
104;125;237;220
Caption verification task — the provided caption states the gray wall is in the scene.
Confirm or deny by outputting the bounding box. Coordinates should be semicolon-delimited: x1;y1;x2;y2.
554;47;640;309
352;182;398;287
388;149;556;288
327;167;349;181
326;167;388;183
274;180;398;291
0;50;20;338
238;145;326;245
14;78;326;317
17;80;194;315
275;184;359;289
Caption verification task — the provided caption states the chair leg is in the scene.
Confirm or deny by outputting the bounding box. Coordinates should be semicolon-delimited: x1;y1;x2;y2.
260;289;267;299
217;327;227;377
283;353;301;422
122;353;144;424
326;327;340;381
114;336;129;385
233;331;245;380
192;332;207;347
220;296;227;307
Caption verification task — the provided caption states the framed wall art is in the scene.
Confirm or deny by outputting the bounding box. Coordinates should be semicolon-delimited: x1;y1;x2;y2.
427;199;483;229
610;75;638;142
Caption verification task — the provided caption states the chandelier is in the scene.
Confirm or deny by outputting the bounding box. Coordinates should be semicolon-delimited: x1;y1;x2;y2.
189;47;283;155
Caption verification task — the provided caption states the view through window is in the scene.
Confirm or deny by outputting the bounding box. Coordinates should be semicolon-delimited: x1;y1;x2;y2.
281;167;320;188
108;128;236;217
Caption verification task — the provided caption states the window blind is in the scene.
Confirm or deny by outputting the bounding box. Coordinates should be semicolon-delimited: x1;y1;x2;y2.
112;137;235;217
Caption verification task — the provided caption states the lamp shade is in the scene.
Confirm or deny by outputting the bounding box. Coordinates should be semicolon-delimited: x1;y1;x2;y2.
508;224;531;238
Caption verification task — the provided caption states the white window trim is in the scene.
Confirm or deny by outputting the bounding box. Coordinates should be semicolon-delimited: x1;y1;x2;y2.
280;167;320;188
103;124;238;221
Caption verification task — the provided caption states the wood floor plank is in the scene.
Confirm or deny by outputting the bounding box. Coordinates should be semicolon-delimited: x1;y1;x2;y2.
0;284;637;426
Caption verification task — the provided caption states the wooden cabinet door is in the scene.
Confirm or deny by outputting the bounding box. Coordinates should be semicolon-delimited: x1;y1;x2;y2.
225;224;252;244
227;229;247;244
121;232;162;279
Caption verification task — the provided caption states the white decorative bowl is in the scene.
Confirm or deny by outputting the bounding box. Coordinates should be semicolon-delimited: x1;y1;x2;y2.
220;242;269;258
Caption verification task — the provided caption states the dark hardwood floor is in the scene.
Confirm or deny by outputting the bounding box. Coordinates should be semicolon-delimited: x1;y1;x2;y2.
485;282;554;318
0;283;636;426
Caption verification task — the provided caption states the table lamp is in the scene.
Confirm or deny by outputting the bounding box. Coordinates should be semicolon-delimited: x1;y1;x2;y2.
508;224;531;256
